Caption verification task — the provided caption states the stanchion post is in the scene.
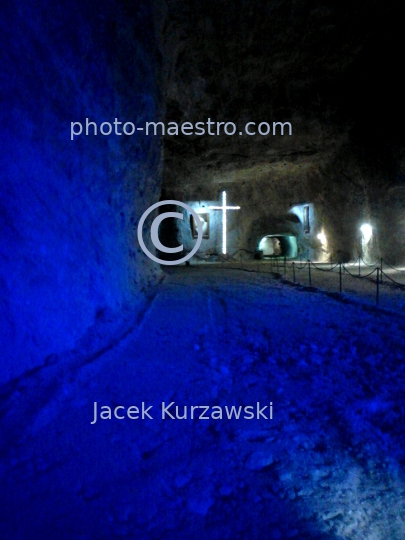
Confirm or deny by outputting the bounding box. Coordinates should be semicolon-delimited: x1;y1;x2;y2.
358;256;361;277
339;263;342;294
380;258;383;284
308;261;312;286
293;262;296;283
376;268;380;305
284;256;286;276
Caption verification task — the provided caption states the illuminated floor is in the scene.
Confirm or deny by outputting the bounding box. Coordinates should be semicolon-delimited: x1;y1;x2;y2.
1;268;405;539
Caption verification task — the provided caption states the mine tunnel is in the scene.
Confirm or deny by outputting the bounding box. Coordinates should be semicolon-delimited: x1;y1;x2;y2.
1;1;405;539
258;234;298;259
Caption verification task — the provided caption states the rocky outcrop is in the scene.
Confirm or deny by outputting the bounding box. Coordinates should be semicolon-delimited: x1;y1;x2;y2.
0;0;163;384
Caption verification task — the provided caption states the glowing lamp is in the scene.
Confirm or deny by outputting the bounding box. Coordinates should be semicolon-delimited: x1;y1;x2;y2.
209;191;240;255
360;224;372;244
317;231;327;247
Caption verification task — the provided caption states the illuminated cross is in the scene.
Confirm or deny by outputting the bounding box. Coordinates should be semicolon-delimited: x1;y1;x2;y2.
209;191;240;255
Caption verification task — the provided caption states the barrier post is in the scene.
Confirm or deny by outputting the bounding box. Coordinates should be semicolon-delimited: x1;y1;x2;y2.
358;256;361;277
376;268;380;305
308;261;312;286
284;256;287;276
293;262;296;283
380;258;383;284
339;263;342;293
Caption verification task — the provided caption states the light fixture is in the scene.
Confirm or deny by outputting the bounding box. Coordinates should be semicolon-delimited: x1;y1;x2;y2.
317;231;327;248
209;191;240;255
360;223;372;244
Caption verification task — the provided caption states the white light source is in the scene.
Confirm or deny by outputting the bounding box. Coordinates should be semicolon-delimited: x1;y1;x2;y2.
360;223;372;244
317;231;327;247
209;191;240;254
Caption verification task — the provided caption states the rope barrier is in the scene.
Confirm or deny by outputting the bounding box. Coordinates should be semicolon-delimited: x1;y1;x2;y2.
310;261;340;271
346;257;360;267
380;270;405;288
380;260;405;273
190;254;405;308
360;257;381;268
294;262;308;270
343;266;378;279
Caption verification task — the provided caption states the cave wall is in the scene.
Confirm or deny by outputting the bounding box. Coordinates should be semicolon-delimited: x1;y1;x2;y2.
165;139;400;264
161;0;405;266
167;181;316;261
177;199;240;256
0;1;163;385
379;185;405;265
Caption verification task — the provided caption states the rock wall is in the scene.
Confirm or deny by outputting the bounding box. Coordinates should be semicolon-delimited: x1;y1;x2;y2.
165;139;404;264
0;0;163;385
161;0;405;265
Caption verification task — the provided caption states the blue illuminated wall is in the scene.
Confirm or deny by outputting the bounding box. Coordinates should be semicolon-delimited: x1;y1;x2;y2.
0;0;162;384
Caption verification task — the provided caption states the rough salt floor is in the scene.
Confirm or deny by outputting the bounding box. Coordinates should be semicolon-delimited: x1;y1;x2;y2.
1;268;405;539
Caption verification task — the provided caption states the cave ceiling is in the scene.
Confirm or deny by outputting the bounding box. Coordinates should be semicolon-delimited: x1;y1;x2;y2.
160;0;403;188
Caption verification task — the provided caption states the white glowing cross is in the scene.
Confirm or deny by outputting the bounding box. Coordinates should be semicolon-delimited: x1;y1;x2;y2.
209;191;240;255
